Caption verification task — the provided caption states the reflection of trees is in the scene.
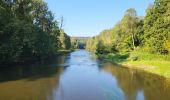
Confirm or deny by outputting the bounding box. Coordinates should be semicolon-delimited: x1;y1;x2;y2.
0;55;68;100
102;63;143;100
102;63;170;100
143;74;170;100
0;55;68;82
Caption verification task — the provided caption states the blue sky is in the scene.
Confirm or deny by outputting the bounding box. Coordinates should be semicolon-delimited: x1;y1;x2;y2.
45;0;154;37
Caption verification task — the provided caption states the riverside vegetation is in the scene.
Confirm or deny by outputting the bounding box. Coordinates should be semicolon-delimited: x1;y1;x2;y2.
0;0;170;77
0;0;74;64
86;0;170;77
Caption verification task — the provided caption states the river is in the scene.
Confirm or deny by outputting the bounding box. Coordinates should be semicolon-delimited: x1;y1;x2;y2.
0;50;170;100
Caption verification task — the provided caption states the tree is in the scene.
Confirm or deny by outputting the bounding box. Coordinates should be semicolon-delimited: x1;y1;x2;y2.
86;8;144;54
144;0;169;54
70;37;78;49
59;30;71;50
121;8;138;50
96;40;105;54
59;15;65;29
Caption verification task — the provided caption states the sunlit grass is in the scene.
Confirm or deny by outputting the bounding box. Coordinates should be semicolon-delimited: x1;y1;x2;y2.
98;53;129;63
129;51;170;61
99;51;170;78
122;51;170;78
123;60;170;78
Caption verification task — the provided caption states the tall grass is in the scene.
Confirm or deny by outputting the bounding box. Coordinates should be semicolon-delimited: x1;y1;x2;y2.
129;51;170;61
98;49;170;77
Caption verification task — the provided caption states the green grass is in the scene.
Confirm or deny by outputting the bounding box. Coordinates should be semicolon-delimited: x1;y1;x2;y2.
124;51;170;77
99;51;170;78
129;51;170;61
98;53;129;63
122;60;170;78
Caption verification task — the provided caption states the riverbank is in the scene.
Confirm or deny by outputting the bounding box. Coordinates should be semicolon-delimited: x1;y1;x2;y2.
0;49;73;66
57;49;73;55
98;52;170;78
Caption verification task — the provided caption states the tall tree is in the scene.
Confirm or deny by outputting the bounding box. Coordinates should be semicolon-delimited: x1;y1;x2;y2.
144;0;170;54
121;8;138;50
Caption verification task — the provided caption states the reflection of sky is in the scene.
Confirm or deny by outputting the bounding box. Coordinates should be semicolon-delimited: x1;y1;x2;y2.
55;50;104;100
136;90;144;100
53;50;127;100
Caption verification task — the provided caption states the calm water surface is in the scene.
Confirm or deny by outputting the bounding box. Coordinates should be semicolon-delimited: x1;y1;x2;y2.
0;50;170;100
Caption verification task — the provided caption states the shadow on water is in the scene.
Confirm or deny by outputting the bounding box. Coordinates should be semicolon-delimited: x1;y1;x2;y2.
0;54;71;100
0;54;70;83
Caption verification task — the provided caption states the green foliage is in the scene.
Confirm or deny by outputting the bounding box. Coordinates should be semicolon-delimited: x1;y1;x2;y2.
86;37;98;52
87;0;169;58
0;0;71;64
144;0;170;54
70;37;78;49
164;40;170;53
70;37;89;49
129;49;170;61
98;53;129;63
59;29;71;50
86;8;144;53
96;40;105;54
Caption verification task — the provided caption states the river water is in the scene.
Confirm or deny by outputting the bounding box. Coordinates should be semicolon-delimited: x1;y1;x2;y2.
0;50;170;100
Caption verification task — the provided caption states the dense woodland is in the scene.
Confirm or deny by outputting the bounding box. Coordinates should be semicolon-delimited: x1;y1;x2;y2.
86;0;170;57
0;0;72;64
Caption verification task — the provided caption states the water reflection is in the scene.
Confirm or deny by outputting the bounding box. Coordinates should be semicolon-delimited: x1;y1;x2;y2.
0;50;170;100
54;50;104;100
0;55;68;100
102;63;170;100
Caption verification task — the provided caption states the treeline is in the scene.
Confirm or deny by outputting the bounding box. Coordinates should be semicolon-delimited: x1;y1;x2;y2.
0;0;71;64
86;0;170;55
71;37;89;49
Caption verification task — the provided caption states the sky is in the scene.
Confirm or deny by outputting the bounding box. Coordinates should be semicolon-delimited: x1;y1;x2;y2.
45;0;154;37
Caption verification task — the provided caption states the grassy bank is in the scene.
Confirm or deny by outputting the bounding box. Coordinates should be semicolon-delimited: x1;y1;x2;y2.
98;52;170;78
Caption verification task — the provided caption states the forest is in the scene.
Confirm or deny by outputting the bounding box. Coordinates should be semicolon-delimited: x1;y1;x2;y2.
87;0;169;54
0;0;72;64
86;0;169;56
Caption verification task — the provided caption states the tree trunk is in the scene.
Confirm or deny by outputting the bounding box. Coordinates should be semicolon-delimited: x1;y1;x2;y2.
131;32;135;50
